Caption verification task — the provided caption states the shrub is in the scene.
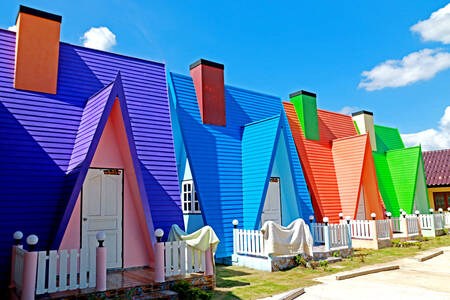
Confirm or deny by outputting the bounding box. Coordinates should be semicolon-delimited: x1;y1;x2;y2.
170;281;212;300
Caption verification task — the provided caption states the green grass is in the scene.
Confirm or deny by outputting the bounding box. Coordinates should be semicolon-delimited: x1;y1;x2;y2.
213;234;450;299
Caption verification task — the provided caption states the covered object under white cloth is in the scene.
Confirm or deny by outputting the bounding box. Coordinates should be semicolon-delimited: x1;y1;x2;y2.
167;224;220;253
261;218;313;257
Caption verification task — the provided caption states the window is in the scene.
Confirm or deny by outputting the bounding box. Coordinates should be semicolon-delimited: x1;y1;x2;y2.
433;192;450;210
182;180;201;214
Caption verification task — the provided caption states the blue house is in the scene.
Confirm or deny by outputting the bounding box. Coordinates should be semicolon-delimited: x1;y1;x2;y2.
0;6;183;287
168;59;314;259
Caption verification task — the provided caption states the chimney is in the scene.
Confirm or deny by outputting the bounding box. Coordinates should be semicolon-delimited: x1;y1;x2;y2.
352;110;377;151
289;90;319;140
14;5;61;94
189;59;226;126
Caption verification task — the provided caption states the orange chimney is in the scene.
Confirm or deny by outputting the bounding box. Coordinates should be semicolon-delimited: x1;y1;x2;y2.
189;59;226;126
14;5;61;94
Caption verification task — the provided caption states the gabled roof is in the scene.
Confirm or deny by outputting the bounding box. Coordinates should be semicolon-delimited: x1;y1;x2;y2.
423;149;450;186
372;124;429;215
169;73;313;258
0;28;182;282
284;103;383;223
242;116;281;229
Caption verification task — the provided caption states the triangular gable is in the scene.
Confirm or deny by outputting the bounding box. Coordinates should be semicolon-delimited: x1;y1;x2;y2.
386;147;421;214
53;73;156;248
373;152;400;215
413;151;430;213
242;115;281;229
332;134;366;219
374;125;405;153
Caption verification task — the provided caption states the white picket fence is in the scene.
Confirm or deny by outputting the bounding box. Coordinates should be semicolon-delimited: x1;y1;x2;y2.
234;229;265;257
391;217;402;233
419;215;433;230
350;220;373;239
406;216;419;236
434;214;444;230
329;224;349;248
311;223;351;249
445;213;450;228
35;248;96;295
14;247;26;294
376;220;391;239
164;241;206;277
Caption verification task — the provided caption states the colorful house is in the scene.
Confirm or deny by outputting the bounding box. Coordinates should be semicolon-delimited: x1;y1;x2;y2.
168;59;314;259
284;93;386;224
423;149;450;210
352;111;430;216
0;6;183;287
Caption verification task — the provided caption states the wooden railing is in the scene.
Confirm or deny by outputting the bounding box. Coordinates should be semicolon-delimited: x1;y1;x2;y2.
35;248;96;294
445;213;450;228
164;241;206;277
376;220;391;240
406;216;419;236
433;214;444;230
391;217;402;233
419;215;433;230
233;229;265;257
350;220;373;239
311;223;351;250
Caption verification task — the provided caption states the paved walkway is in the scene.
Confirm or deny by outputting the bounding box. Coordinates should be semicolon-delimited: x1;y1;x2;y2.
298;246;450;300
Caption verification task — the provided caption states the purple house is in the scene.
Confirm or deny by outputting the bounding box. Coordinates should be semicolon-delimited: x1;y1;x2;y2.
0;6;183;287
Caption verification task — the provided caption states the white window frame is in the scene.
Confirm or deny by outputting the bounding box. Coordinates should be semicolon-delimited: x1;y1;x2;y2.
182;180;201;214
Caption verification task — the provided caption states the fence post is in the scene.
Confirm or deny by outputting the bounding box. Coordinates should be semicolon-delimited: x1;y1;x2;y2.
22;235;38;300
429;209;436;234
232;220;239;255
346;217;352;249
400;211;408;237
415;211;422;236
386;212;393;239
154;229;165;283
309;216;315;244
10;231;23;288
95;232;107;292
205;245;214;276
323;217;330;251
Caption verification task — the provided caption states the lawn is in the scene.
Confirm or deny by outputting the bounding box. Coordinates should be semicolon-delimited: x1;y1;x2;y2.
213;234;450;299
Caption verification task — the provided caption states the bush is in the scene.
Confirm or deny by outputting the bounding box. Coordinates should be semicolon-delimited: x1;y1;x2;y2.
294;255;308;267
170;281;212;300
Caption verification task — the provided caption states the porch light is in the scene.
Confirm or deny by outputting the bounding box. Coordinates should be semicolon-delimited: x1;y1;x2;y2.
96;232;106;247
13;231;23;245
232;219;239;228
309;215;314;223
339;213;344;220
26;234;38;251
415;210;420;217
345;216;351;224
323;217;329;226
155;228;164;243
429;208;434;214
402;211;406;218
386;212;392;219
370;213;376;220
438;208;443;214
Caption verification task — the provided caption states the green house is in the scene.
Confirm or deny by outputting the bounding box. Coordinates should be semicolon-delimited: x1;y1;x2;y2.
352;111;429;217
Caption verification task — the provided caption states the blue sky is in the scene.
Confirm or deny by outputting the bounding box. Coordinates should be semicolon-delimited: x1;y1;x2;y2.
1;1;450;150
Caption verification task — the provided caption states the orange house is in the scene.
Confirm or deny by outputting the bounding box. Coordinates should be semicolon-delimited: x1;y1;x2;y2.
283;91;385;223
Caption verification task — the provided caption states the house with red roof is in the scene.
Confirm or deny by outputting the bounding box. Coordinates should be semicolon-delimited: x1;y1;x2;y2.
423;149;450;211
284;91;386;224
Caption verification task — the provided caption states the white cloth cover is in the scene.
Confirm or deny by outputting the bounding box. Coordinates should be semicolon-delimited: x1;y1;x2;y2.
167;224;220;253
261;218;313;257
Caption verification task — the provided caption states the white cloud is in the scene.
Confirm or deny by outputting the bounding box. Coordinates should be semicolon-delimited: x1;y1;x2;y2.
81;27;116;51
358;49;450;91
8;25;17;32
411;4;450;44
338;106;360;115
402;106;450;150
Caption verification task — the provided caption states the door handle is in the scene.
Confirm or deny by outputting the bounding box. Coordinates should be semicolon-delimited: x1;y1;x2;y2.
83;217;88;221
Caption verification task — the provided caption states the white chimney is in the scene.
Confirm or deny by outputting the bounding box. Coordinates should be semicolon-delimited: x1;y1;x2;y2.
352;110;377;152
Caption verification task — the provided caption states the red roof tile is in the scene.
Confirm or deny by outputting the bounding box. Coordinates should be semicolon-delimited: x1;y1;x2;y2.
423;149;450;186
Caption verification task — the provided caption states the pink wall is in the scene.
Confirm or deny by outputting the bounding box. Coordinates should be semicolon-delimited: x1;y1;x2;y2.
60;99;154;267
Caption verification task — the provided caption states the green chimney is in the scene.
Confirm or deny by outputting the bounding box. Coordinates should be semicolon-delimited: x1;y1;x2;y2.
289;90;319;140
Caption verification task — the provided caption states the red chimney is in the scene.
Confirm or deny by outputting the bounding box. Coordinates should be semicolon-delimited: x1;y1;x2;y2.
14;5;61;94
189;59;226;126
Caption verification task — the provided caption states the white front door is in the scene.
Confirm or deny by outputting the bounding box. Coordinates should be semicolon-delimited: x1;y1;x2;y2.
261;177;282;226
82;168;123;269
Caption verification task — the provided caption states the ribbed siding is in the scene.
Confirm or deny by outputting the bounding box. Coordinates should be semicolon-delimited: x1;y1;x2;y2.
423;149;450;186
373;152;400;215
386;147;420;214
242;116;281;229
374;125;405;153
170;73;312;258
0;29;182;286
